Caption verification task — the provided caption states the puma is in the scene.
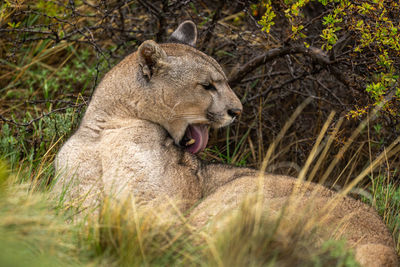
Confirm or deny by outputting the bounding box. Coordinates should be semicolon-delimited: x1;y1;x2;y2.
55;21;398;266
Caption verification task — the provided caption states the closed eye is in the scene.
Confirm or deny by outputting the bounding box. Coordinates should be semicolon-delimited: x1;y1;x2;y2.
202;83;216;91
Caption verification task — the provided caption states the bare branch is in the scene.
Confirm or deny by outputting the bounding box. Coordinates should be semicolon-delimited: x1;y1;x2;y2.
228;46;348;87
200;0;226;49
0;104;85;128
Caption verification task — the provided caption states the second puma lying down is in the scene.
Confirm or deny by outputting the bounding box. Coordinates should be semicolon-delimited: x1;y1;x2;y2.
55;21;398;266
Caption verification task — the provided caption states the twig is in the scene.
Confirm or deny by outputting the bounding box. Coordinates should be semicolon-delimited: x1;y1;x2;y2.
307;76;347;106
137;0;161;17
0;104;85;127
241;71;289;83
200;0;226;49
229;46;328;86
156;0;169;42
246;71;311;102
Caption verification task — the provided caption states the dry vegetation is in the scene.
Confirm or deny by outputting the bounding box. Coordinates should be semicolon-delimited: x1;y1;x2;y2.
0;0;399;265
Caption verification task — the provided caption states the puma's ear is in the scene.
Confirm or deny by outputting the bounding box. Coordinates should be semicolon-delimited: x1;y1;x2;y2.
137;40;167;80
168;20;197;47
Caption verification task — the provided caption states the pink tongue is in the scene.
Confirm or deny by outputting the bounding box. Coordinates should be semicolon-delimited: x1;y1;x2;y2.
185;124;209;154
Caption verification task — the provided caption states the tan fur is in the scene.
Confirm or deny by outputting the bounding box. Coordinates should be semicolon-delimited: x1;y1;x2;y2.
55;22;398;266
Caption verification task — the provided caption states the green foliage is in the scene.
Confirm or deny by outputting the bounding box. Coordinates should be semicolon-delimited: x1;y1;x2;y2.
320;8;343;50
0;108;80;170
256;0;276;33
42;108;79;141
35;0;67;17
257;0;400;117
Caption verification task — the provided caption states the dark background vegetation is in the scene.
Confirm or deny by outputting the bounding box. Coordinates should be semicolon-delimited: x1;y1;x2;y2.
0;0;399;189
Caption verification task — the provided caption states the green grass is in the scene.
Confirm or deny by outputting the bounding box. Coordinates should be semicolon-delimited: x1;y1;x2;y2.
0;161;86;267
205;124;252;167
0;107;80;172
363;174;400;252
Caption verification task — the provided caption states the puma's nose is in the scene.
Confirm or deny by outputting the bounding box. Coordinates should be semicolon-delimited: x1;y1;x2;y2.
228;108;242;118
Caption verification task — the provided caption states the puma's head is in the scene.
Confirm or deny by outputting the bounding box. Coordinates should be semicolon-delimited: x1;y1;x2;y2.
93;21;242;154
134;21;242;153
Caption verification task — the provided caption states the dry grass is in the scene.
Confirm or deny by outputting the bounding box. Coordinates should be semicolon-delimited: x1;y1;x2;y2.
0;157;362;267
77;189;361;267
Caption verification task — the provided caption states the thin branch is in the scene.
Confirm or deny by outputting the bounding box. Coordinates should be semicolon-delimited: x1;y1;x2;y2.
246;71;312;102
200;0;226;49
0;104;85;127
137;0;161;17
156;0;169;42
228;46;348;87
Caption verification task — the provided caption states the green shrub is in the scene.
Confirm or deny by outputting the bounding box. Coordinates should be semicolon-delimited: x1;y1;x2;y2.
257;0;400;117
